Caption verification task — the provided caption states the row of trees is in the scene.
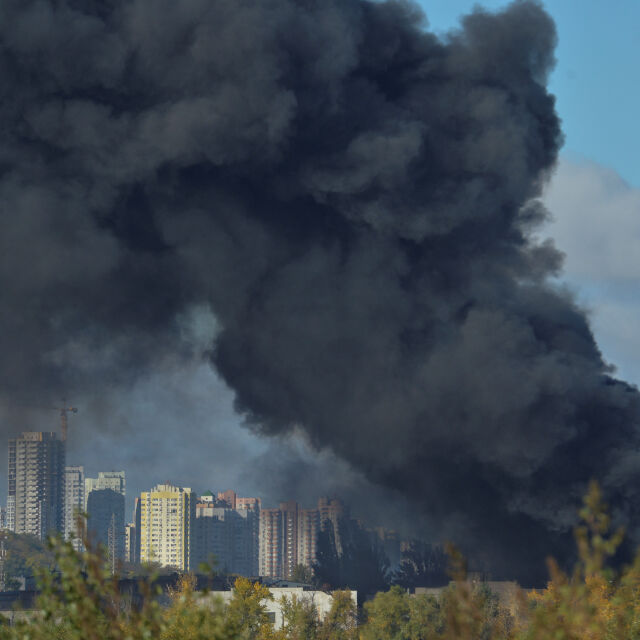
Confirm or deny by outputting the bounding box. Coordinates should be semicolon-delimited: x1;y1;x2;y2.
311;517;448;599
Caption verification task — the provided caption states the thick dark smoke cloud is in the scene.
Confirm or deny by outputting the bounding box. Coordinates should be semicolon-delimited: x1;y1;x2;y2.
1;0;639;582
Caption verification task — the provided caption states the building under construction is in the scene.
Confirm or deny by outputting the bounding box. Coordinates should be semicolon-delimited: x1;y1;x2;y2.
6;402;77;540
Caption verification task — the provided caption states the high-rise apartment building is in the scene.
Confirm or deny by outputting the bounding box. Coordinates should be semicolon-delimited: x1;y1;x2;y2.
63;465;85;550
297;507;319;569
259;501;321;578
259;507;283;578
194;492;260;575
258;498;347;579
237;495;261;574
7;432;65;539
86;488;125;562
84;471;125;510
139;484;195;571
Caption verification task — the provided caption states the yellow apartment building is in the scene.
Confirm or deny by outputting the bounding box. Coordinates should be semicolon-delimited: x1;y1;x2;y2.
139;484;195;571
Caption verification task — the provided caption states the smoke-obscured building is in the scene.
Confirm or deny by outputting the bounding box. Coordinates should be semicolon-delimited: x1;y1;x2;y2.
7;432;65;539
63;465;85;551
317;497;347;554
139;484;195;571
371;527;402;569
86;488;125;563
193;491;260;576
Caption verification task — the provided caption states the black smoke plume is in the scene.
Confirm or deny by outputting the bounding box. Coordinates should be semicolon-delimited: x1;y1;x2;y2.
1;0;638;582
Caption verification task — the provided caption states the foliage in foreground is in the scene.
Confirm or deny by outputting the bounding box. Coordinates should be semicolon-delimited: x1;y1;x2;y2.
0;536;357;640
357;481;640;640
3;482;640;639
0;532;53;591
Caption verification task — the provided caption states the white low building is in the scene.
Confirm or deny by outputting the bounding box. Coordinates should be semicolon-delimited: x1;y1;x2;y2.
205;586;357;630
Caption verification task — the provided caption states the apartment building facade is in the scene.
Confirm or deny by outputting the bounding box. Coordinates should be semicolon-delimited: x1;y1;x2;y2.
194;492;260;575
139;484;195;571
258;498;348;578
63;465;85;550
7;432;65;539
260;500;327;578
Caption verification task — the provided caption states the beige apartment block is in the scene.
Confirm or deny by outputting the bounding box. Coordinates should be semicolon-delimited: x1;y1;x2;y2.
139;484;195;571
259;501;322;578
259;497;348;579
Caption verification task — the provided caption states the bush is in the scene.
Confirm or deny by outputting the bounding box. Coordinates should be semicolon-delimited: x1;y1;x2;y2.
0;537;235;640
361;481;640;640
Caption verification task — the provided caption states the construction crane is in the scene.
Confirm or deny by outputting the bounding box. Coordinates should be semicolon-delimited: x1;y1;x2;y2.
10;399;78;441
50;400;78;442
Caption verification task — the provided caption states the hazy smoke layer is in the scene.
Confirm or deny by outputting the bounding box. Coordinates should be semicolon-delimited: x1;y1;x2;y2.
1;0;639;581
